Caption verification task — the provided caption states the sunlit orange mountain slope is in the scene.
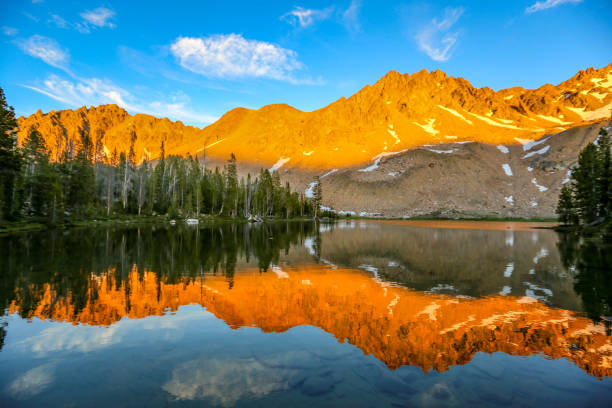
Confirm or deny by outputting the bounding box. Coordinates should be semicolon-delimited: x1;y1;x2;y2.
10;266;612;378
17;63;612;169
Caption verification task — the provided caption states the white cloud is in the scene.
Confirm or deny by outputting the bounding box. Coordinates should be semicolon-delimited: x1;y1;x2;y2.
281;6;334;28
22;74;130;107
415;7;464;62
5;363;55;400
342;0;362;34
170;34;303;81
48;14;68;28
17;35;69;69
80;7;116;28
22;74;218;126
2;26;18;36
525;0;582;13
49;7;116;33
163;357;299;406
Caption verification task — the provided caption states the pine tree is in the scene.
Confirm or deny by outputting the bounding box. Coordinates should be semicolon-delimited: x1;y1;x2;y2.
224;153;238;217
135;159;149;215
68;130;96;216
572;143;599;224
0;87;22;221
556;185;576;225
313;176;322;220
596;128;611;216
22;127;55;217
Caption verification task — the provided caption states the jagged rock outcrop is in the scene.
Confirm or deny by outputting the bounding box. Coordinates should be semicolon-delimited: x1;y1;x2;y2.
17;63;612;168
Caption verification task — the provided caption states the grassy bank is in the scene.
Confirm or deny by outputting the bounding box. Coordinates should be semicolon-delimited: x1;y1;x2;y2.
0;215;318;235
337;214;558;223
553;219;612;235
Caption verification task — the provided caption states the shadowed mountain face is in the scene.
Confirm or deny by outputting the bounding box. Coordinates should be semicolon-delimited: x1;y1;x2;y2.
2;221;611;380
16;64;612;217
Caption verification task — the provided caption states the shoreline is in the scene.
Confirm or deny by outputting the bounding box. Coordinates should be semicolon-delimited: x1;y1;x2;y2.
0;214;561;235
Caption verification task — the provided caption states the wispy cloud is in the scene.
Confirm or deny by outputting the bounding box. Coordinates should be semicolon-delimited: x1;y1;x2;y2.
342;0;362;34
22;74;218;126
17;35;69;69
48;7;116;33
281;6;334;28
48;14;68;28
23;12;39;22
22;75;129;107
5;363;55;400
2;26;18;36
80;7;116;28
525;0;582;14
170;34;303;81
415;7;464;62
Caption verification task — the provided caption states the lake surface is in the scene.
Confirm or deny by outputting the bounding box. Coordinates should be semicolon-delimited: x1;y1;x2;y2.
1;220;611;407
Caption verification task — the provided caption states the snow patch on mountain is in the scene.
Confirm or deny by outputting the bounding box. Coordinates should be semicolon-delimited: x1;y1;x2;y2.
502;164;513;176
436;105;473;125
531;178;548;192
514;137;534;145
537;115;571;125
522;136;551;151
467;111;522;130
562;169;572;184
305;168;338;197
567;101;612;121
358;149;409;172
270;157;290;172
522;145;550;159
413;119;439;136
426;148;454;154
388;125;400;145
496;145;509;154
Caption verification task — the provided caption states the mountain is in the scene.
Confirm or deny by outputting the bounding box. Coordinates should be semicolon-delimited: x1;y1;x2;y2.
18;63;612;167
16;63;612;217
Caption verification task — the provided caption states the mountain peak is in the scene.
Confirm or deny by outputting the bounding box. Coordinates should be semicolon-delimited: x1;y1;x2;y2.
17;63;612;168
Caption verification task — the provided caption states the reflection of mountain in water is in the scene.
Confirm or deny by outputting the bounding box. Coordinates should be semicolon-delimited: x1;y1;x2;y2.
318;221;582;311
8;266;612;379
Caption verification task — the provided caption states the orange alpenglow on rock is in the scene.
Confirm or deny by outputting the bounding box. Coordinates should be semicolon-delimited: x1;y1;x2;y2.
10;265;612;378
16;63;612;169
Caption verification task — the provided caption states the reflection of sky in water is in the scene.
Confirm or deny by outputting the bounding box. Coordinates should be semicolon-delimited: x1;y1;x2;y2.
2;303;611;407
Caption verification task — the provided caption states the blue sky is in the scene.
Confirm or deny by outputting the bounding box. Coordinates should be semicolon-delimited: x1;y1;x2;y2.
1;0;610;127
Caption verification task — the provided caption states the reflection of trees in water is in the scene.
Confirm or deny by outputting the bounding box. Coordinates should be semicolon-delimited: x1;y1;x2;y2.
557;232;612;322
0;222;315;323
0;319;6;350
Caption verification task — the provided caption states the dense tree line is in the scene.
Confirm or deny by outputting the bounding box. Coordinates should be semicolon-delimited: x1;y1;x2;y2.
0;88;320;223
557;127;612;226
0;221;321;349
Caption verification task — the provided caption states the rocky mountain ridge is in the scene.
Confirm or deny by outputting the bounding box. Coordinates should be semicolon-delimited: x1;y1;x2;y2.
16;63;612;217
17;63;612;168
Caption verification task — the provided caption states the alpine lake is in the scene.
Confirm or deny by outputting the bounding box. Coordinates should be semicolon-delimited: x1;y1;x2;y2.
1;220;611;407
